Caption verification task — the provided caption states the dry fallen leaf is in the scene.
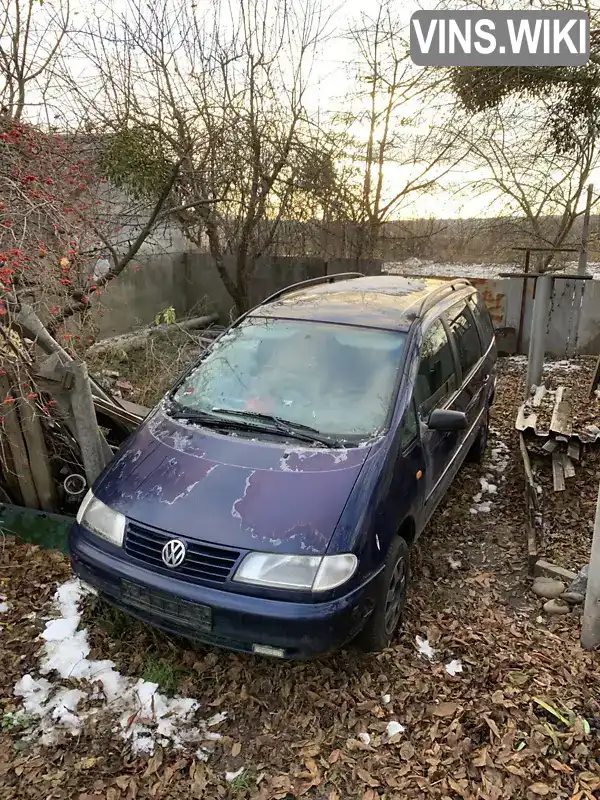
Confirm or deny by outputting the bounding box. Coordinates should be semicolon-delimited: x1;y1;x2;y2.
356;768;379;788
231;742;242;757
529;783;551;796
430;702;460;717
548;759;572;774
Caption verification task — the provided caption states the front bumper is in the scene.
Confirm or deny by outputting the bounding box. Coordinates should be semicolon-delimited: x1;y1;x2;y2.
69;524;375;659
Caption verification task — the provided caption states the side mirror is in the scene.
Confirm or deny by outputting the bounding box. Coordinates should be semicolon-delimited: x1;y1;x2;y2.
427;409;468;432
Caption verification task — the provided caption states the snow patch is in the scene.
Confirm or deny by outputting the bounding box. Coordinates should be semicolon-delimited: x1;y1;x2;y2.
470;438;509;513
416;635;435;660
386;720;405;738
384;258;600;280
332;449;348;464
445;659;463;677
226;767;244;782
12;579;229;755
358;732;371;745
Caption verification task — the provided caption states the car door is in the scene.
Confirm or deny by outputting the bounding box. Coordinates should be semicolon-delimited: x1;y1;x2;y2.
413;319;460;515
443;298;485;444
395;396;426;526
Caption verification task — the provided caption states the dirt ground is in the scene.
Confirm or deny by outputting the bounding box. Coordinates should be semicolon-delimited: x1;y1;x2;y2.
1;359;600;800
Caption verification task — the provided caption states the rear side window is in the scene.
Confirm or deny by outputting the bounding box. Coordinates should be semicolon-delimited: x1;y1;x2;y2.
468;293;495;345
445;301;482;377
414;320;457;416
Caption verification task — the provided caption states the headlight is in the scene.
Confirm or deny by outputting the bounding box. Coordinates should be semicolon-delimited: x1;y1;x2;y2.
76;490;126;547
233;552;357;592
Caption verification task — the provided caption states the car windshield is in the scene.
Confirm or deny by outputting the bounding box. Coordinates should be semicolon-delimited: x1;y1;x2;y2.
171;318;407;440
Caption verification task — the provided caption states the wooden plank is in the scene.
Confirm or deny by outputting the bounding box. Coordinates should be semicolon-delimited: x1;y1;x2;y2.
568;440;581;461
552;450;566;491
542;439;558;453
0;375;39;508
549;386;573;437
532;384;547;407
519;433;536;490
516;404;539;432
93;396;144;426
526;512;537;574
534;559;577;583
519;433;538;573
587;354;600;398
17;392;57;512
120;398;150;419
562;453;576;479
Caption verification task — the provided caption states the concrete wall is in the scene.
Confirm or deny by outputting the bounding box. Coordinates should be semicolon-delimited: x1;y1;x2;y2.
96;253;382;336
95;251;600;356
94;252;189;338
182;253;383;320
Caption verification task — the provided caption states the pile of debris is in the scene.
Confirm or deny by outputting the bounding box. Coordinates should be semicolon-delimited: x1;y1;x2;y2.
517;357;600;491
0;305;220;516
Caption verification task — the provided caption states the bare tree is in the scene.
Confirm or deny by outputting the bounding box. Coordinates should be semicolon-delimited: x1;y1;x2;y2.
450;97;599;267
341;0;466;259
0;0;70;122
57;0;334;314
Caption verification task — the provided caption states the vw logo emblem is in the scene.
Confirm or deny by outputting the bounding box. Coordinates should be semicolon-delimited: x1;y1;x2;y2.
161;539;187;568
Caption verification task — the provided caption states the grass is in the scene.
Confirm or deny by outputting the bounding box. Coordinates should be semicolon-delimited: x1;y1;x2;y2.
1;711;36;732
228;771;255;796
84;597;136;639
141;656;189;695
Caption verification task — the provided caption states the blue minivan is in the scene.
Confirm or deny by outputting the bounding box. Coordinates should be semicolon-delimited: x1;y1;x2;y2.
70;274;497;658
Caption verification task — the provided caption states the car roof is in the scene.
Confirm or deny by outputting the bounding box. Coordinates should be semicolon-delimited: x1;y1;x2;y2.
248;275;472;331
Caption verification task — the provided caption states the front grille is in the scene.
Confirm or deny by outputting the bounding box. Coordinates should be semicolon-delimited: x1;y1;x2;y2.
124;522;241;585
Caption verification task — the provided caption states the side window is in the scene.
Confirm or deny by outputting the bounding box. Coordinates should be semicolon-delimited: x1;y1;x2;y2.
445;301;482;377
414;320;457;417
400;397;419;449
468;294;495;345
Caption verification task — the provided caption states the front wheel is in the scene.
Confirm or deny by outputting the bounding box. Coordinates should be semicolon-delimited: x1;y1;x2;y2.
356;536;409;653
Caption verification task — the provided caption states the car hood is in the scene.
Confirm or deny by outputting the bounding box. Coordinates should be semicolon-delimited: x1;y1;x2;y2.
93;406;374;555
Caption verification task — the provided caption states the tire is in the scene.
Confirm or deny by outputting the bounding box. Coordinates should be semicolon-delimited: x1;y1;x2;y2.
467;408;489;463
356;535;409;653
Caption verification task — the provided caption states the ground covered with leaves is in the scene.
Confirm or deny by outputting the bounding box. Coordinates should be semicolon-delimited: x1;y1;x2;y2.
1;360;599;800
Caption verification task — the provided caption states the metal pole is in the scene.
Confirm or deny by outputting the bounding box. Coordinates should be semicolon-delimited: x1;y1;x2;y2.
578;184;593;275
525;274;552;397
516;249;530;355
568;184;594;357
581;482;600;650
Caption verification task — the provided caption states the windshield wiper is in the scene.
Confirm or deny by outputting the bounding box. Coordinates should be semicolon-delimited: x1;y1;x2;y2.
211;408;343;448
167;407;279;434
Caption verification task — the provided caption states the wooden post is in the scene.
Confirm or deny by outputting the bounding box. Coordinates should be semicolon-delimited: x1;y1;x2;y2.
69;360;109;485
17;391;57;512
0;375;39;509
0;427;23;504
581;482;600;649
525;274;553;397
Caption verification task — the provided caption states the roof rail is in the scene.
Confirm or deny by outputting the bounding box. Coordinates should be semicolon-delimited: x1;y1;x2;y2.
260;272;365;306
417;279;471;317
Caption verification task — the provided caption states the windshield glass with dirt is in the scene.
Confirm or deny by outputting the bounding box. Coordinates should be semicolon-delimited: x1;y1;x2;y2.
171;318;407;440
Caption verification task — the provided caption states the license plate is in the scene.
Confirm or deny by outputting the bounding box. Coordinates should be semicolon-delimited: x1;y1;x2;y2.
120;580;212;631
